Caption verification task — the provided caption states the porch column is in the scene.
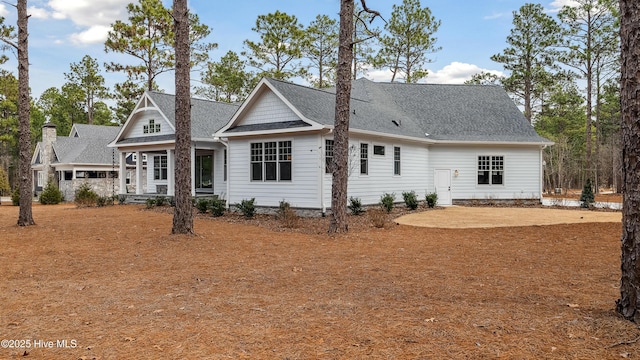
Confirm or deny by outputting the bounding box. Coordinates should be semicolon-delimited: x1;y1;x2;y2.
135;151;143;195
167;149;175;196
119;151;126;195
191;146;196;196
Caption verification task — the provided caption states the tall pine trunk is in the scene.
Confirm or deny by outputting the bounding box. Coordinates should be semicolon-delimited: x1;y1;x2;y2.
617;0;640;322
17;0;33;226
328;0;355;234
171;0;193;234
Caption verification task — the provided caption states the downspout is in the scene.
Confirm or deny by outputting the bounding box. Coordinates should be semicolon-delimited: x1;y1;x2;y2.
540;145;547;202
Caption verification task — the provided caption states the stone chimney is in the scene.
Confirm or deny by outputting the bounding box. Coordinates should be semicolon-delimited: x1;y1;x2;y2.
41;122;57;184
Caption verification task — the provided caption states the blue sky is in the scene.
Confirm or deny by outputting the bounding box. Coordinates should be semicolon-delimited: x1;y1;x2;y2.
0;0;575;100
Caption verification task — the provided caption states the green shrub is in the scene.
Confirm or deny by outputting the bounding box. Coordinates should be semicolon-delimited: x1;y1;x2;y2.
39;181;63;205
11;187;19;206
169;197;176;207
210;198;226;217
425;192;438;208
96;196;114;207
236;198;256;219
145;198;156;209
75;183;98;207
196;198;211;214
348;197;365;215
380;193;396;213
117;194;127;205
402;191;419;210
580;178;595;208
155;196;167;206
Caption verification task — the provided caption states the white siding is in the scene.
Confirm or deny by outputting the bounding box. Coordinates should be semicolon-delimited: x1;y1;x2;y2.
322;135;430;207
227;134;321;208
428;145;543;201
123;110;173;139
212;145;227;198
238;90;300;126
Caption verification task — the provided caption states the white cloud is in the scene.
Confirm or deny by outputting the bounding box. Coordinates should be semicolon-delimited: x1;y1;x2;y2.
424;62;504;84
70;25;112;45
28;6;50;20
0;4;8;17
483;12;508;20
548;0;579;12
46;0;130;45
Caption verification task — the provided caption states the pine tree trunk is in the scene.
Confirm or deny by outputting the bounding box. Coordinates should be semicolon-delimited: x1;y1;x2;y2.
617;0;640;322
328;0;354;234
17;0;34;226
171;0;193;235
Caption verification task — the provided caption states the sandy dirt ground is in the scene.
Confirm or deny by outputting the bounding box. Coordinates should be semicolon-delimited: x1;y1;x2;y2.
0;202;637;359
396;206;622;228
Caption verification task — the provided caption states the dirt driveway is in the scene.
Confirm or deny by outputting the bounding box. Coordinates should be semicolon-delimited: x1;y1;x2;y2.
396;206;622;228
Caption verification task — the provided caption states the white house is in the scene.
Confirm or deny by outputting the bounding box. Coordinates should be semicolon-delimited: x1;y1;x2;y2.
109;92;240;198
111;78;552;211
31;123;124;200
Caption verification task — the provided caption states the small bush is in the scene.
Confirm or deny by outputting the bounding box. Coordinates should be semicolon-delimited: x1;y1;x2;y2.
380;193;396;213
11;187;19;206
195;198;212;213
236;198;256;219
210;198;226;217
155;196;167;207
75;183;98;207
169;197;176;207
348;197;365;215
278;200;299;228
39;181;63;205
117;194;127;205
96;196;114;207
145;198;156;209
425;192;438;208
580;178;595;208
402;191;419;210
368;208;387;228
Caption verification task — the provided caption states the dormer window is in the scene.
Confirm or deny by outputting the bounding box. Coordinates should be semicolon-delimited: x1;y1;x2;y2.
143;119;161;134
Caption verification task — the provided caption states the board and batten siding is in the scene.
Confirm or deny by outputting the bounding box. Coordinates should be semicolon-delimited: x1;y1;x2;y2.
122;110;173;139
227;134;322;208
322;135;430;207
237;90;300;126
427;145;543;200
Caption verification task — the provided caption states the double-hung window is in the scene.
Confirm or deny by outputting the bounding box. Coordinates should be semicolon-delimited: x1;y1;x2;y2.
477;155;503;185
250;141;292;181
154;155;168;180
393;146;401;175
360;143;368;175
325;139;334;173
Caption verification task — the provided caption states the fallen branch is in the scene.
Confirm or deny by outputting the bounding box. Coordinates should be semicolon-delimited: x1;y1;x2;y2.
607;334;640;348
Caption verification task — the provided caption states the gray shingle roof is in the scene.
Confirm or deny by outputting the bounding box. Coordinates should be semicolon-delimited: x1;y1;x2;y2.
146;91;240;138
71;124;121;140
264;78;550;143
53;137;119;165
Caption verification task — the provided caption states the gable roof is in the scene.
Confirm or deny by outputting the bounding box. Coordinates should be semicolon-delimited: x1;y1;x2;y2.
34;124;121;166
145;91;240;139
221;78;551;145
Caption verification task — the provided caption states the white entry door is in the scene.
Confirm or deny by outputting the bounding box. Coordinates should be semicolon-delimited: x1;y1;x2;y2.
434;169;452;206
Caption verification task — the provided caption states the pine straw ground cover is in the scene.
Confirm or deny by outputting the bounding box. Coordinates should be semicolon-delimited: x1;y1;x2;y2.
0;203;638;359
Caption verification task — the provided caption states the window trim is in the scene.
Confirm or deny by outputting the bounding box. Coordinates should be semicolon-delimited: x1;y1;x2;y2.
143;119;161;134
249;140;293;182
393;146;401;176
360;143;369;175
325;139;334;174
373;144;385;156
477;155;504;186
154;155;168;181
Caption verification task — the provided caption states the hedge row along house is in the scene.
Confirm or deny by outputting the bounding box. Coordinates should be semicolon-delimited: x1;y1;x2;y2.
33;78;552;211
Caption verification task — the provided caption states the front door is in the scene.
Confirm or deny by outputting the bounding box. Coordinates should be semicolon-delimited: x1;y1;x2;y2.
195;153;213;192
435;169;452;206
